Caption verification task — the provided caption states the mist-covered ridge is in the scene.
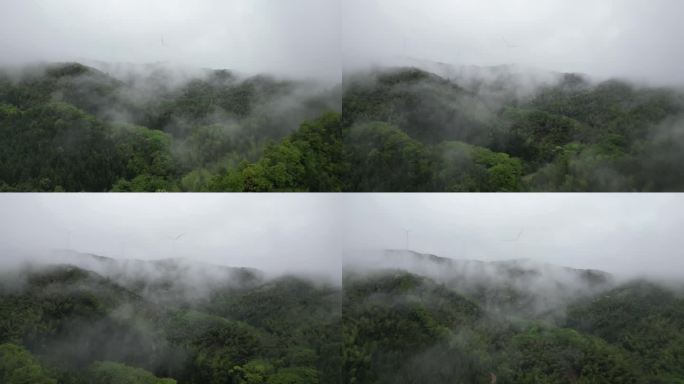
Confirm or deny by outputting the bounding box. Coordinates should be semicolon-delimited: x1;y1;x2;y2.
342;65;684;191
0;250;342;384
0;61;342;192
343;248;684;383
4;62;684;191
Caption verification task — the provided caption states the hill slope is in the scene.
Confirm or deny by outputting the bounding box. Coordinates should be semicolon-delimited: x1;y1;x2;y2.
0;253;342;384
342;66;684;191
342;250;684;383
0;62;342;192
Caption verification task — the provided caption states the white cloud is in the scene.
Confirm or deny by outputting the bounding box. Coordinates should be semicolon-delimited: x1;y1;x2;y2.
343;0;684;84
0;0;341;81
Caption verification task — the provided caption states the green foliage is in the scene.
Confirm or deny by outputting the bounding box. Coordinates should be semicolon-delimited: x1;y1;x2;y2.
0;343;57;384
208;112;344;191
344;122;435;191
502;327;639;383
342;269;684;384
0;62;339;192
343;272;483;384
2;258;684;383
0;101;121;191
87;361;176;384
267;367;318;384
494;109;585;167
178;168;213;192
209;277;343;384
4;62;684;191
342;67;684;191
565;281;684;379
343;67;491;144
0;263;341;384
436;141;523;191
111;123;175;179
231;359;275;384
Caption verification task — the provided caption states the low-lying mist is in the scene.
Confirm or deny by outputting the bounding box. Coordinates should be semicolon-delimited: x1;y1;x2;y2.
0;249;341;299
0;247;343;384
342;63;684;191
342;247;684;383
343;248;628;319
0;61;341;191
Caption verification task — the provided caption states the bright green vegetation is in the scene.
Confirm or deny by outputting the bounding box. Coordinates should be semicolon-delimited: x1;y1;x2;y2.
0;63;341;191
0;261;341;384
343;67;684;191
343;269;684;383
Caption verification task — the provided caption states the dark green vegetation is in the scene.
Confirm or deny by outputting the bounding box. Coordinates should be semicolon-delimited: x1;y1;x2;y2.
343;251;684;383
0;256;341;384
2;252;681;384
4;63;684;191
343;67;684;191
0;63;341;191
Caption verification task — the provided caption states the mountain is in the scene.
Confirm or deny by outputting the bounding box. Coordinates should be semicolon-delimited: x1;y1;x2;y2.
345;249;614;317
0;62;342;192
2;249;682;383
4;61;683;191
342;65;684;191
342;249;684;383
0;252;341;384
45;250;265;302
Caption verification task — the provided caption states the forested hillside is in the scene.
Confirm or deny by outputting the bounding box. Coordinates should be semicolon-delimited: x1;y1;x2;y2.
0;63;342;191
343;250;684;383
343;67;684;191
2;250;681;383
0;254;342;384
3;62;684;191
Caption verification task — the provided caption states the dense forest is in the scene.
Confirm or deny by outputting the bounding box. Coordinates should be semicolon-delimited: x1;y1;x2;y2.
0;253;341;384
3;62;684;191
343;66;684;191
0;62;342;191
3;250;681;383
343;250;684;383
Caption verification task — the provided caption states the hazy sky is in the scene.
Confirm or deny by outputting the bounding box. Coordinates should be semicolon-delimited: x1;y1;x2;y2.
4;1;683;84
343;0;684;85
2;194;683;281
343;194;684;279
0;194;340;279
0;0;340;81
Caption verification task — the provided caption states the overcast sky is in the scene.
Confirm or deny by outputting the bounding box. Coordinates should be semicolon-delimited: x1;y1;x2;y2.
0;194;340;279
343;194;684;279
0;0;340;81
343;0;684;85
2;194;682;281
4;1;683;84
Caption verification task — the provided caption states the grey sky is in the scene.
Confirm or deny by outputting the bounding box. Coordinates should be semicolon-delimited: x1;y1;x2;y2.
0;0;340;81
343;0;684;85
5;1;683;85
343;194;684;279
0;194;341;280
2;194;682;281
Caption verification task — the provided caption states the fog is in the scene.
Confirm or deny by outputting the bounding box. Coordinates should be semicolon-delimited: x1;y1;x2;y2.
0;194;341;281
4;1;684;85
343;0;684;85
342;194;684;280
0;0;341;82
2;194;682;285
